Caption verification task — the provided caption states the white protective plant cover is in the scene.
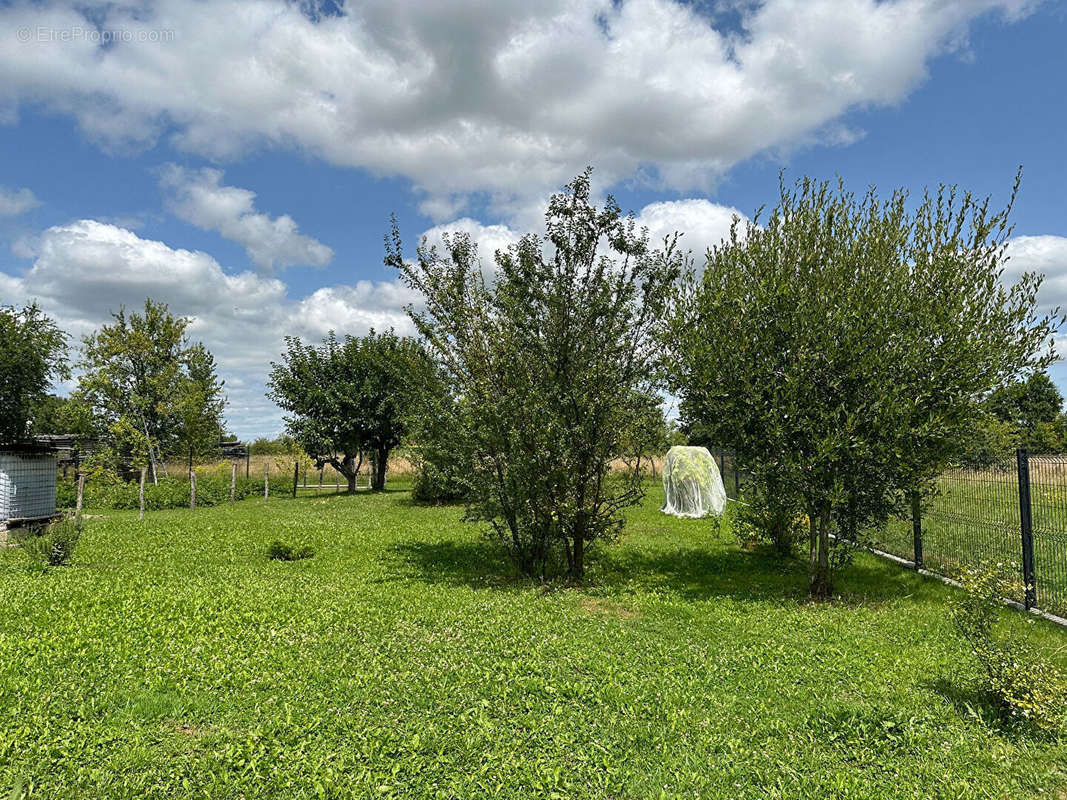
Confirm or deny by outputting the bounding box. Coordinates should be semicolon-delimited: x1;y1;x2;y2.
661;445;727;518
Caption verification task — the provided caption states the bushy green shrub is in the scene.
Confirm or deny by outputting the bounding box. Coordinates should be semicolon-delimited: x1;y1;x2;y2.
951;564;1067;733
733;491;806;557
17;517;83;568
411;455;473;504
267;540;315;561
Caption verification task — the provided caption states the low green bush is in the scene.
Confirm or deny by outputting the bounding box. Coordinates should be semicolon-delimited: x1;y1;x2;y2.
411;457;472;504
951;564;1067;734
16;517;83;569
266;540;315;561
733;490;806;556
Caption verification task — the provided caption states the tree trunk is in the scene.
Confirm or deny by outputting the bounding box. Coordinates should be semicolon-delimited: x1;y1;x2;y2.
572;512;586;582
371;447;388;491
809;505;832;599
340;452;363;494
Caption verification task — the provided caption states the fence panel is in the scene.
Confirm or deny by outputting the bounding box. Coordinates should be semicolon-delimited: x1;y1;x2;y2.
920;459;1025;604
1024;455;1067;617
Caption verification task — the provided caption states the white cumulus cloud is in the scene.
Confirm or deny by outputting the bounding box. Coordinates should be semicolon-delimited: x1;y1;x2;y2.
0;0;1035;213
1005;234;1067;311
159;165;333;272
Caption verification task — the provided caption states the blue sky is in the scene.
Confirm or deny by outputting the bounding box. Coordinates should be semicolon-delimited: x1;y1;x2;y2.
1;0;1066;437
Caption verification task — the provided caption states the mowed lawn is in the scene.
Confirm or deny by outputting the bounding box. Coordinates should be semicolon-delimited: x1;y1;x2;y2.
1;487;1066;799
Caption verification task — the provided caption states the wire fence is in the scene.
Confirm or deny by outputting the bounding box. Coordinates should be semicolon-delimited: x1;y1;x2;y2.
713;446;1067;620
42;446;419;520
869;450;1067;619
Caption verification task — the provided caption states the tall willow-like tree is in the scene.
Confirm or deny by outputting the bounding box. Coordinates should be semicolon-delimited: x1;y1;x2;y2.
667;173;1061;598
387;170;680;580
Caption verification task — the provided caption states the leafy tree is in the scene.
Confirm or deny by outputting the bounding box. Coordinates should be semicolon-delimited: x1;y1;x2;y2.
409;375;475;504
248;436;301;456
175;344;227;458
986;371;1062;429
0;303;68;443
77;299;226;478
667;174;1061;598
268;330;430;492
29;394;96;442
387;170;680;580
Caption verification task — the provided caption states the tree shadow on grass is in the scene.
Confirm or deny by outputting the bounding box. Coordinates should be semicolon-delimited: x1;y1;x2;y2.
388;538;532;591
593;544;810;602
595;542;947;606
387;534;940;608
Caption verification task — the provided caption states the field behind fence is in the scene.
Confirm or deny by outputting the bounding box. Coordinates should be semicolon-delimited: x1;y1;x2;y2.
875;452;1067;620
55;450;421;514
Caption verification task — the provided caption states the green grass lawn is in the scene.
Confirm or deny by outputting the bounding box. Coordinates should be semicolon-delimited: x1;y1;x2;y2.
1;486;1065;799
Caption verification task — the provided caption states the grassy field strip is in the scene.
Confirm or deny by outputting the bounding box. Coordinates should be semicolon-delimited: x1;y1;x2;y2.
1;488;1065;798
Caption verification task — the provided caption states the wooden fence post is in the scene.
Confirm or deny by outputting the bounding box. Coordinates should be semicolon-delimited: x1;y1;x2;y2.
76;473;85;517
230;461;237;504
264;463;270;499
246;449;250;479
139;467;146;521
189;467;197;510
292;461;299;498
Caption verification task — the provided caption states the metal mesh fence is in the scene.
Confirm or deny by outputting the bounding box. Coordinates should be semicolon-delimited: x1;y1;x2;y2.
717;444;1067;620
1026;455;1067;618
921;460;1024;596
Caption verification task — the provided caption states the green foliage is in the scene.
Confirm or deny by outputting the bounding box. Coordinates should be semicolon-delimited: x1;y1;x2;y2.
951;565;1067;733
388;170;681;579
733;490;806;557
57;471;265;511
409;392;474;504
956;413;1021;468
1;488;1065;798
668;172;1062;597
268;331;432;492
28;393;96;441
248;436;301;456
0;303;68;444
987;371;1063;430
77;299;226;470
15;518;83;569
266;540;315;561
957;372;1067;463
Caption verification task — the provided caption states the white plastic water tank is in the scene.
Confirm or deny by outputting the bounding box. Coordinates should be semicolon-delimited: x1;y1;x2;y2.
0;449;58;523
